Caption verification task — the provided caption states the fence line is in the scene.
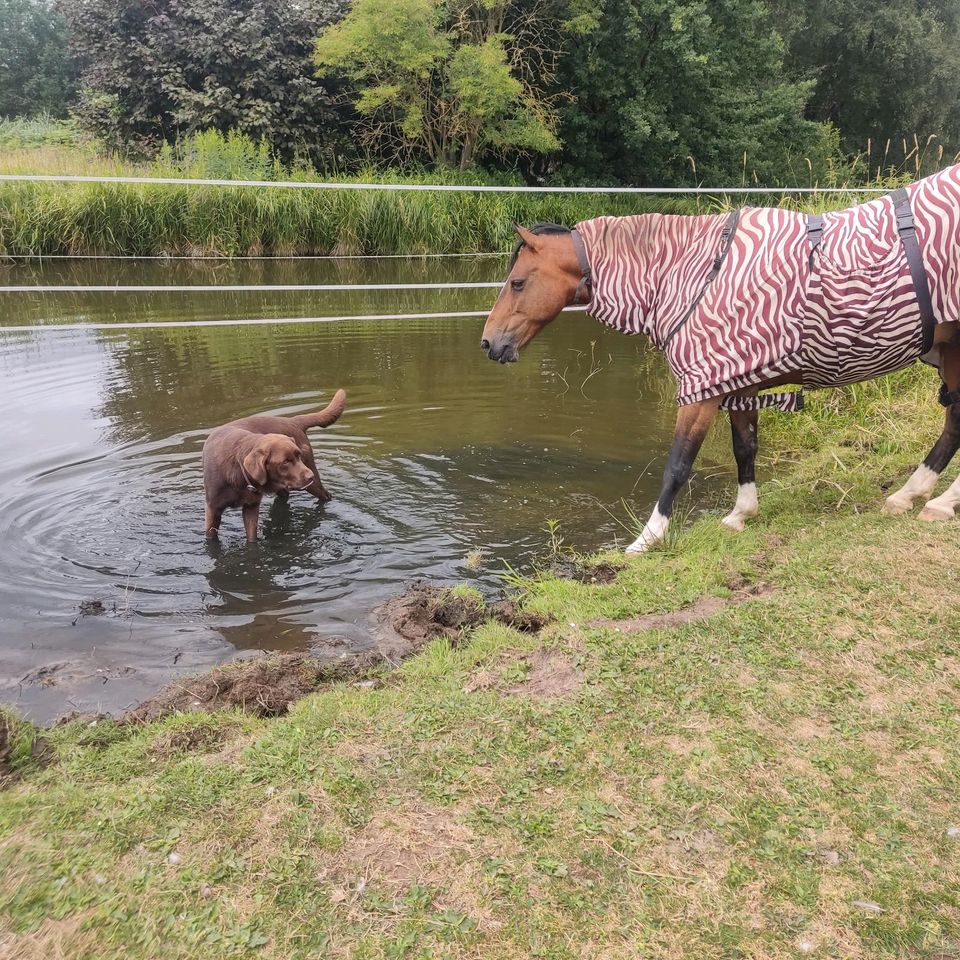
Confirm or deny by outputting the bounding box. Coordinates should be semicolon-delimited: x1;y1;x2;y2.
0;281;504;293
0;306;585;333
0;173;891;194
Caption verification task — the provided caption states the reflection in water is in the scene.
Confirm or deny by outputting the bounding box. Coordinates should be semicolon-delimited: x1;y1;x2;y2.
0;257;732;720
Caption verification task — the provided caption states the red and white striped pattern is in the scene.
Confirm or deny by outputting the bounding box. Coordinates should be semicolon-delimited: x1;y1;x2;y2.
577;165;960;405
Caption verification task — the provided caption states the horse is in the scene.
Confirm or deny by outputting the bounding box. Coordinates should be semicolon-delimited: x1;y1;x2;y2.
480;165;960;553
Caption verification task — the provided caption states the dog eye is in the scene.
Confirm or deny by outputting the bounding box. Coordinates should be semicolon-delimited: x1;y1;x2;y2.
510;278;526;291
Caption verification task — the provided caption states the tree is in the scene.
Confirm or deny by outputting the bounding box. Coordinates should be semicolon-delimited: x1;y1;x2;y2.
556;0;836;185
772;0;960;161
61;0;351;159
313;0;562;169
0;0;75;118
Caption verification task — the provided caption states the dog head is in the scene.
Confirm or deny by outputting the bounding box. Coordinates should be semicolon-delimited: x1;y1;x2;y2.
241;434;317;493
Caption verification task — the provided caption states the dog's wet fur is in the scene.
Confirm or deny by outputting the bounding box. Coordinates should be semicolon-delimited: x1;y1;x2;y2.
202;389;346;541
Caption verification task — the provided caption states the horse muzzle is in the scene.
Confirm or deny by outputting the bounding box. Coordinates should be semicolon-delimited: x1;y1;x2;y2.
480;337;519;364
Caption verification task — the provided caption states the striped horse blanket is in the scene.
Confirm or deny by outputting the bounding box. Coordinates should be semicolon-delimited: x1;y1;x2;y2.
577;164;960;408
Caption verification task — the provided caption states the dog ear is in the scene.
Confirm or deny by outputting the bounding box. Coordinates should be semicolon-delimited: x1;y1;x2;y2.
241;445;268;486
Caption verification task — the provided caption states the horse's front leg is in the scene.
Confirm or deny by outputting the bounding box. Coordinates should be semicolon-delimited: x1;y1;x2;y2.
722;405;759;531
626;398;721;553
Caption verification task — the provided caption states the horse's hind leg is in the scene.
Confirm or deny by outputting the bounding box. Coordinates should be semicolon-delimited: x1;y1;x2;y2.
884;342;960;517
722;405;759;532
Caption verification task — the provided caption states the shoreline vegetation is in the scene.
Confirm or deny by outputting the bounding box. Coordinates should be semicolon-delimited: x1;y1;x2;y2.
0;123;931;258
2;365;960;957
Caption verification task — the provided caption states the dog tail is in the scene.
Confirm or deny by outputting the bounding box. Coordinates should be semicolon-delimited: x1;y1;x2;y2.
292;389;347;430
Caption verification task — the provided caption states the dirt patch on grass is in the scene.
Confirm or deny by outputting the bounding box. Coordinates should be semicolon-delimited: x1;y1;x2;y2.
550;557;625;584
0;913;96;960
374;582;549;659
326;805;472;891
123;651;383;723
147;723;237;758
466;648;583;699
589;581;772;633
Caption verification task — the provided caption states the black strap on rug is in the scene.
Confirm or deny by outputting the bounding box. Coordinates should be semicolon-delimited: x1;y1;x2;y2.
661;208;741;349
569;228;593;305
806;213;824;268
891;187;936;356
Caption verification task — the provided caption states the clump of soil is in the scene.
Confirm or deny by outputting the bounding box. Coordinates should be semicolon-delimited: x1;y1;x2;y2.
374;582;549;658
488;600;551;633
123;651;383;724
549;557;624;584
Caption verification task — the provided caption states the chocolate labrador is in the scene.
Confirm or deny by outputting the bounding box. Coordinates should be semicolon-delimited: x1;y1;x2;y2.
202;389;346;541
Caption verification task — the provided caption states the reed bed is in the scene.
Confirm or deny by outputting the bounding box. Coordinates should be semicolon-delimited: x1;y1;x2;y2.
0;125;929;257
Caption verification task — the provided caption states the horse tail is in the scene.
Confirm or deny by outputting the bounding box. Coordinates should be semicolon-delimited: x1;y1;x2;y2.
291;389;346;430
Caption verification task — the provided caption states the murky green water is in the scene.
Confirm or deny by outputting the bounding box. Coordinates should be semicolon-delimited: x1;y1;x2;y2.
0;256;731;720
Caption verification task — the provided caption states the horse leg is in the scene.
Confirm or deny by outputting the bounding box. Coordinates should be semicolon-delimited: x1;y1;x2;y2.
722;406;759;532
884;343;960;517
626;399;721;553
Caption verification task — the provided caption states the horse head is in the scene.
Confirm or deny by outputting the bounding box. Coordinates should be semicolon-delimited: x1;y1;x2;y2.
480;224;586;363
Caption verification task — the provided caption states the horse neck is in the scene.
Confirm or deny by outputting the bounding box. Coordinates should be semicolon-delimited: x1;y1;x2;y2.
580;213;718;343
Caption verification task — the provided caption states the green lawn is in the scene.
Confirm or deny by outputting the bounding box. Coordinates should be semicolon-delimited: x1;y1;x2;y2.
2;367;959;959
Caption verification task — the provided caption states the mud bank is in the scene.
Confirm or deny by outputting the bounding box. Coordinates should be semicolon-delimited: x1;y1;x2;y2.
104;584;549;724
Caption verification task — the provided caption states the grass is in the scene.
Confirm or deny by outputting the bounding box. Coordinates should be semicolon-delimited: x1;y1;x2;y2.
2;366;959;959
0;125;927;257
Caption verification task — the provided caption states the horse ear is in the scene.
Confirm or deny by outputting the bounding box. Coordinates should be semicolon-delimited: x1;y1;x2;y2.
513;223;541;254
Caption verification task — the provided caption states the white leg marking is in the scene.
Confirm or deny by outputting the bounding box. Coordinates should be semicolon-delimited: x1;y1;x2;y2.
626;506;669;554
883;464;939;516
919;472;960;521
721;481;758;532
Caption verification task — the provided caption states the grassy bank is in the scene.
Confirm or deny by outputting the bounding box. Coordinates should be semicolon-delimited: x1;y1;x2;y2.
2;366;959;959
0;125;911;257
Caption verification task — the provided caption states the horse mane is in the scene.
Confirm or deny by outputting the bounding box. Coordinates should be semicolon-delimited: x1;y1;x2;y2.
508;222;571;269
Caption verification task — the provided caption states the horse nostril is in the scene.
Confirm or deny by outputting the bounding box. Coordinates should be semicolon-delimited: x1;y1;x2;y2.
480;338;490;351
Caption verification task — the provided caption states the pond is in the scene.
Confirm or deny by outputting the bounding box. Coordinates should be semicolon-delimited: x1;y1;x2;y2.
0;255;732;721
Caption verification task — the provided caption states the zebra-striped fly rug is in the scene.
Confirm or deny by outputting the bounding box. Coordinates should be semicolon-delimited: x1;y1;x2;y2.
576;164;960;410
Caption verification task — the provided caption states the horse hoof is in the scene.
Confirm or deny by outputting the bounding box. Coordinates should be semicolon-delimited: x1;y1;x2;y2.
881;495;912;516
721;513;746;532
918;503;954;522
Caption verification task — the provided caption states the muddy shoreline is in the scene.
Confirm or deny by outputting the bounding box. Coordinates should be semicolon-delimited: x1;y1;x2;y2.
6;582;552;727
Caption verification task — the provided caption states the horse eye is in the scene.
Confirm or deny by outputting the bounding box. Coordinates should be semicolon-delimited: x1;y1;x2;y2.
511;278;526;291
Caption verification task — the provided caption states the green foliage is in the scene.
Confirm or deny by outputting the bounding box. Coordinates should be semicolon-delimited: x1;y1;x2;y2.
0;114;83;148
773;0;960;163
60;0;352;161
314;0;561;169
556;0;838;185
0;0;75;118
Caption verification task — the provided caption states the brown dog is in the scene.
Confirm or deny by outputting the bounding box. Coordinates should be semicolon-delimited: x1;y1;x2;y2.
202;389;346;541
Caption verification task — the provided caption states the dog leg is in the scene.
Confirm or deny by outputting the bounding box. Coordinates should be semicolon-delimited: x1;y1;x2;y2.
242;502;260;542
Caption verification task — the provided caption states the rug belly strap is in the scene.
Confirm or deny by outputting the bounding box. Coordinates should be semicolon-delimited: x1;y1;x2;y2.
720;391;805;413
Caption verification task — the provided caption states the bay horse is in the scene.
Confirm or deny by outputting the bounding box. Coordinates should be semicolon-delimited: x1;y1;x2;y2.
481;165;960;553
